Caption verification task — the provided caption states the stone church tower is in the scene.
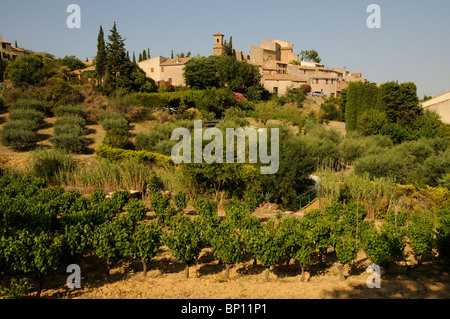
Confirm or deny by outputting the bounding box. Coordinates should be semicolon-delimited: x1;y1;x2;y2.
213;33;226;56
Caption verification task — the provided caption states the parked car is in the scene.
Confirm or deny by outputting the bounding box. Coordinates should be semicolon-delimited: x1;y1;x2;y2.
312;91;326;97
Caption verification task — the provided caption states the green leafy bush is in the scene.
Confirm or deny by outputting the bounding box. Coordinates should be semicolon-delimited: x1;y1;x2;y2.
361;221;404;271
174;191;187;211
209;221;243;280
100;116;129;132
102;128;134;150
8;108;45;127
53;123;85;137
53;105;87;119
96;144;173;166
53;114;86;128
128;221;162;276
51;133;90;154
150;192;175;225
380;123;407;144
0;126;39;151
407;213;435;262
164;215;203;278
242;219;283;281
32;80;84;107
357;109;388;136
9;99;50;115
28;148;74;184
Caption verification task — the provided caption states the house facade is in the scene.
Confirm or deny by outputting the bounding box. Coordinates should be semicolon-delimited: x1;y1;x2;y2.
137;55;192;86
421;91;450;124
1;39;25;61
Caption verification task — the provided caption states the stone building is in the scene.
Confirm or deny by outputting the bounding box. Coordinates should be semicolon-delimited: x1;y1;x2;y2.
421;91;450;124
213;33;371;97
1;38;25;61
138;55;192;86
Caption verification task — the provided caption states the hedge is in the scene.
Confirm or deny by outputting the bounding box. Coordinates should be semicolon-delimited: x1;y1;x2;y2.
95;144;173;166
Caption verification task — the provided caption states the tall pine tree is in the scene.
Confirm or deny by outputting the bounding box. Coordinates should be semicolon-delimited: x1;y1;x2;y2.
96;25;107;86
104;22;134;94
142;50;147;61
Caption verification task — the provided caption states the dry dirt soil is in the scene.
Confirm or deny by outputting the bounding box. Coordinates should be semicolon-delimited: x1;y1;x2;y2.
32;245;450;300
23;203;450;300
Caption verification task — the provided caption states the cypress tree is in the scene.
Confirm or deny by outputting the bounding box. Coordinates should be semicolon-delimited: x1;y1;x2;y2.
105;22;134;94
132;52;136;64
147;48;151;59
142;49;147;61
138;53;143;62
96;25;107;85
106;22;129;79
171;50;174;59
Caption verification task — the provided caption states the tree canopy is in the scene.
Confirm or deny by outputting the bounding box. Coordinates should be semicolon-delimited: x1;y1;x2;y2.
183;55;261;93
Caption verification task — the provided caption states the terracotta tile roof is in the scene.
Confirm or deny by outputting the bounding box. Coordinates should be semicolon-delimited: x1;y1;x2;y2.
263;74;308;82
1;39;11;44
11;46;24;52
160;57;192;66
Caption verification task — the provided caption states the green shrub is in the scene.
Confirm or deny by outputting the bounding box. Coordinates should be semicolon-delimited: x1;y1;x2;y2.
357;109;388;136
278;105;304;127
53;123;85;137
134;122;178;155
52;133;90;153
53;105;87;119
9;99;49;115
150;192;175;225
102;128;134;150
361;221;404;270
98;111;126;122
339;133;393;163
54;114;86;128
174;191;187;210
355;148;414;183
8;108;45;127
320;100;341;122
96;144;173;166
32;81;84;107
436;208;450;262
380;123;407;144
27;148;74;184
194;197;219;226
0;127;39;150
0;278;30;299
407;213;435;262
100;116;129;132
2;119;41;132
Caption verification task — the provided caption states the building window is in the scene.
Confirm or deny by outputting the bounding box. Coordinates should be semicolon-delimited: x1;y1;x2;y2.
326;80;329;84
274;87;278;94
315;79;319;84
151;68;154;73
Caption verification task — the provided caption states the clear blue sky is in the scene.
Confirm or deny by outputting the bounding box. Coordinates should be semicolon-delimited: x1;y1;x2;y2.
1;0;449;97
